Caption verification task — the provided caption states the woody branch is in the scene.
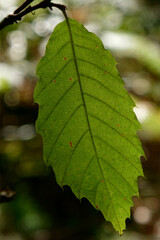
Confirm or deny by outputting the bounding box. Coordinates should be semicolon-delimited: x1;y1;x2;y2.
0;0;66;31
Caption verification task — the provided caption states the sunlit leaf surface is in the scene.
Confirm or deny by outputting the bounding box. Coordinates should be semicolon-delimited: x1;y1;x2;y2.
34;18;144;233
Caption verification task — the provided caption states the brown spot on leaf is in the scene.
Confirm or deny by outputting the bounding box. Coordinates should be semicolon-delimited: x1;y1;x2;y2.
64;57;67;60
101;179;104;183
96;205;99;209
69;141;73;148
105;70;108;74
69;78;73;81
96;45;98;48
53;80;56;83
117;124;120;127
124;198;126;200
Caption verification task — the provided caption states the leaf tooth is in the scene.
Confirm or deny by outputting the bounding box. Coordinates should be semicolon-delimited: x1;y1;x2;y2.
94;162;122;232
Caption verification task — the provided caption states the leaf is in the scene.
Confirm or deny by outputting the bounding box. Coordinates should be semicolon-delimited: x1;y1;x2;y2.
34;18;144;234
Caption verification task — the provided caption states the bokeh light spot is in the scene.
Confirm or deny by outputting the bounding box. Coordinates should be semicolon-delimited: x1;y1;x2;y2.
133;206;152;225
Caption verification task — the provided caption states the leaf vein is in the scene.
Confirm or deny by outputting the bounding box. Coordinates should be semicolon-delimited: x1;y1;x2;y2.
88;113;142;154
65;17;121;231
79;155;96;199
81;73;126;100
93;135;140;173
100;157;137;198
36;59;74;99
73;32;99;45
84;92;139;128
38;81;78;129
47;41;70;62
46;104;84;164
77;58;119;80
61;129;89;186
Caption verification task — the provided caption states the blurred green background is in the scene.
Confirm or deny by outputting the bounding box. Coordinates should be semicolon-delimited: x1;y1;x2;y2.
0;0;160;239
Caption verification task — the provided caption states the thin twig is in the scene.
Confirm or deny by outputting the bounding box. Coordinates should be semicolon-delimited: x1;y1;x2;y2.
14;0;34;14
0;0;66;31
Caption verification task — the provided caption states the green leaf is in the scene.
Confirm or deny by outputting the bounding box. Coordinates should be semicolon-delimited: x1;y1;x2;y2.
34;18;144;234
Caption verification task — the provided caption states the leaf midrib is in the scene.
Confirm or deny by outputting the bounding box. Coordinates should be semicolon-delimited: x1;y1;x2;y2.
65;18;121;229
65;19;99;170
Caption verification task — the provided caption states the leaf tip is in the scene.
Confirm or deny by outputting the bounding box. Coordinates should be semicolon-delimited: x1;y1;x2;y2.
119;230;124;236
